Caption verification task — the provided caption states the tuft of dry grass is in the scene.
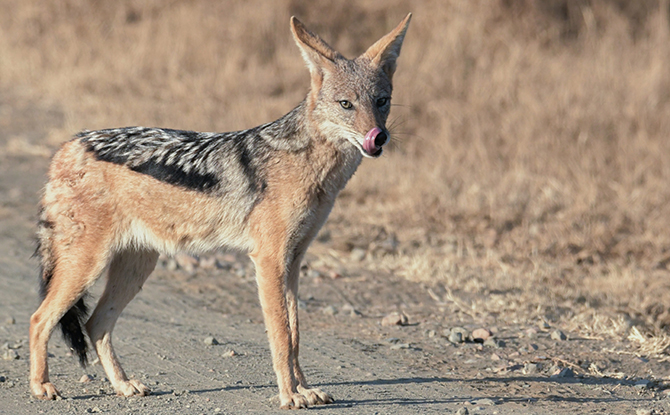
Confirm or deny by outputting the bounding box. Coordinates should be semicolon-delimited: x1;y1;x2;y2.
2;0;670;357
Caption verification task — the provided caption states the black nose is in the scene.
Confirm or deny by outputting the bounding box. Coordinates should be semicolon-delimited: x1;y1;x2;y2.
374;130;388;147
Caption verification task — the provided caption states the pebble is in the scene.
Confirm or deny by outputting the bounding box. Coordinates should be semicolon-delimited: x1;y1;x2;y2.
472;398;496;406
636;409;653;415
2;349;19;360
165;258;178;271
448;331;463;344
307;269;321;278
634;379;652;389
0;375;5;382
390;343;410;350
539;321;550;330
483;338;503;348
525;328;538;338
551;367;574;378
204;336;219;346
198;256;217;269
225;350;238;357
322;305;338;316
456;407;469;415
523;363;539;374
4;316;15;325
381;312;408;326
341;304;361;317
551;329;567;341
447;327;469;344
79;374;94;383
349;248;367;262
471;328;492;342
175;253;198;274
328;271;343;279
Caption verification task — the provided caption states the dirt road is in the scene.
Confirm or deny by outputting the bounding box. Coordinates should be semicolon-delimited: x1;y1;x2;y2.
1;97;669;414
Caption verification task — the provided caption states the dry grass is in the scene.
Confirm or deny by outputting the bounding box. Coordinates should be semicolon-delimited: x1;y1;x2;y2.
3;0;670;356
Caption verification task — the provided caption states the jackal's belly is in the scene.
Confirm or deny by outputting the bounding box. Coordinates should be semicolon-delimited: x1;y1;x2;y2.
111;179;255;255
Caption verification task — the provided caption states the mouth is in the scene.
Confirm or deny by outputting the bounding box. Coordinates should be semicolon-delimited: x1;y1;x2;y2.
362;127;389;158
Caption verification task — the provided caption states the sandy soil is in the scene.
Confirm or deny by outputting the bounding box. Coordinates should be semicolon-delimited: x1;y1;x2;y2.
0;96;669;415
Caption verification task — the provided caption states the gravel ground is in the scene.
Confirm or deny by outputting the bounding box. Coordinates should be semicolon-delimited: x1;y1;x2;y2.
1;95;669;414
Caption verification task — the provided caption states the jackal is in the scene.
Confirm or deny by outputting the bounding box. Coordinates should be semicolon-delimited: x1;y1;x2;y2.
30;13;411;409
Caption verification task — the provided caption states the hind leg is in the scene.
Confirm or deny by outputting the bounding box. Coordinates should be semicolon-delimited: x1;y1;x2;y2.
85;249;158;397
30;256;108;399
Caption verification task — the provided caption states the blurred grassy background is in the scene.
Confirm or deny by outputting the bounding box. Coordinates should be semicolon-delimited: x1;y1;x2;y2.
2;0;670;353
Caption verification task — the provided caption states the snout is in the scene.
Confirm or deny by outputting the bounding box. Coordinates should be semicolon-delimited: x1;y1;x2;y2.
363;127;389;157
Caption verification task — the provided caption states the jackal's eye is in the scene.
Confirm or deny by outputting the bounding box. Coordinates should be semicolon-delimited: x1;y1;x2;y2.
339;100;353;110
376;97;389;108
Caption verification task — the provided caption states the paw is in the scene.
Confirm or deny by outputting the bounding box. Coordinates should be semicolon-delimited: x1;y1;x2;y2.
279;392;310;409
115;379;150;397
297;385;334;405
31;381;61;400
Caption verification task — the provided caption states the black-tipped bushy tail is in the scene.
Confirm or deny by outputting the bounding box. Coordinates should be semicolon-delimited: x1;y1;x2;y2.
58;297;89;367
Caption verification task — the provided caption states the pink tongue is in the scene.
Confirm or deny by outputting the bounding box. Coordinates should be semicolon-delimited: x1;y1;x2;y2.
364;127;383;155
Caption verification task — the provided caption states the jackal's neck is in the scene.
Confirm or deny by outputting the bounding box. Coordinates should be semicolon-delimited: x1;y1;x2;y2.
256;100;312;152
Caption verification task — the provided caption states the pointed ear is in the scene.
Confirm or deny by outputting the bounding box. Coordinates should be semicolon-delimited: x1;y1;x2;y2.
361;13;412;80
290;16;342;87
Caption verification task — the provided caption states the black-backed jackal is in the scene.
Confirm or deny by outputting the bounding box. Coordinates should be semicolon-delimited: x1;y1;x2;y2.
30;14;411;409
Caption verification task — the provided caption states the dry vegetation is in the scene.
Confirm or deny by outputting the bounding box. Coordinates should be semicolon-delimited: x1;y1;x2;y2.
2;0;670;356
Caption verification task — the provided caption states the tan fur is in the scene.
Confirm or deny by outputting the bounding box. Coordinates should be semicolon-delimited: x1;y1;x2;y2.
30;14;411;409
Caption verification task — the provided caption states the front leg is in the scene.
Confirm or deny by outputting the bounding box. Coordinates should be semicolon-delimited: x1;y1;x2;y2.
251;253;307;409
286;253;334;405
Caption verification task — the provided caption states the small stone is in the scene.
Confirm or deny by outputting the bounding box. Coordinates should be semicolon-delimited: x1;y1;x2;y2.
80;374;94;383
4;316;15;325
456;407;469;415
204;336;219;346
350;248;367;262
636;409;653;415
550;330;567;341
328;271;343;279
448;327;469;343
175;253;198;274
381;312;408;326
2;349;19;360
539;321;550;330
0;375;6;382
525;328;538;338
490;353;501;361
341;304;361;317
390;343;410;350
225;350;237;357
551;367;574;378
472;398;496;406
322;305;338;316
165;258;178;271
198;256;217;269
307;269;321;278
484;338;503;348
523;363;539;374
471;328;492;342
635;379;652;389
448;331;463;344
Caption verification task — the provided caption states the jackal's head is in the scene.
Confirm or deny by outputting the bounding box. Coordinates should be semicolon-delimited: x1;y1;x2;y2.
291;14;411;158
